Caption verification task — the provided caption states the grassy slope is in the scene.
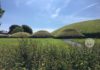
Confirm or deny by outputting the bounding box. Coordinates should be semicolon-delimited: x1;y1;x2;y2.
53;19;100;35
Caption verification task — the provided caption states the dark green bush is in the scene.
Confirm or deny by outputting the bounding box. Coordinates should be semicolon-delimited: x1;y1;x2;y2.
22;25;33;34
8;25;21;34
8;25;33;34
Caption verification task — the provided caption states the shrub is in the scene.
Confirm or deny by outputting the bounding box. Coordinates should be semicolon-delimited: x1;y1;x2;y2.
10;32;31;38
22;25;33;34
11;27;24;34
32;30;53;38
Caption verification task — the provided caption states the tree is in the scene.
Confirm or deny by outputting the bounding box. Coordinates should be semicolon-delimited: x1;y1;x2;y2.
11;27;23;34
0;8;5;18
22;25;33;34
0;0;5;18
0;0;5;26
8;25;20;34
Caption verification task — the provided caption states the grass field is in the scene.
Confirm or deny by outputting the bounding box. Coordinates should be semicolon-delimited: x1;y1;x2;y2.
0;38;70;70
0;38;68;46
0;38;100;70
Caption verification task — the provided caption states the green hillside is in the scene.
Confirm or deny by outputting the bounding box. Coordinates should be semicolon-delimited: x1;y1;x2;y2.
53;19;100;36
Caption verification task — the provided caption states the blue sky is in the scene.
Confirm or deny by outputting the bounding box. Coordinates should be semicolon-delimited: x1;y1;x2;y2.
1;0;100;32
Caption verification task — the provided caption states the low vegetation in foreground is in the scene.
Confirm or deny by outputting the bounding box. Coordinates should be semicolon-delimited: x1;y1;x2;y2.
0;38;100;70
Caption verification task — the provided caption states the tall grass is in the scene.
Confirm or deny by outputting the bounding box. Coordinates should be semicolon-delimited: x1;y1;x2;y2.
0;38;100;70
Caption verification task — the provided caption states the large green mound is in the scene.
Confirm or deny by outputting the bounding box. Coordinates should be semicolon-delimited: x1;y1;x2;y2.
53;19;100;36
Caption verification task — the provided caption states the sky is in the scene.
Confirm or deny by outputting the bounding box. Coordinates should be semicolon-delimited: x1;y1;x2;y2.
1;0;100;32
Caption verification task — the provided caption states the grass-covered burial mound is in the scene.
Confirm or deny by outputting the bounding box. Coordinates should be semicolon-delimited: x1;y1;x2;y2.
55;29;84;38
32;30;52;38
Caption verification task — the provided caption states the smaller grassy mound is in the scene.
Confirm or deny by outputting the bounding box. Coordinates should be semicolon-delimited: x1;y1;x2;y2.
33;30;52;38
55;29;84;38
10;32;31;38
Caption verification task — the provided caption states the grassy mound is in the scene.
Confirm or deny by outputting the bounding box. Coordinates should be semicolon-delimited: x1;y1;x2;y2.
10;32;31;38
33;30;52;38
55;29;84;38
53;19;100;37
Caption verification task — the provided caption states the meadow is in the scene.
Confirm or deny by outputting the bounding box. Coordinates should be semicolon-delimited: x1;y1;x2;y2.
0;38;100;70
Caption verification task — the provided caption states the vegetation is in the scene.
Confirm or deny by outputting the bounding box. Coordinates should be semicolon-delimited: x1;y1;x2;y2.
10;32;31;38
8;25;33;34
53;19;100;38
7;19;100;38
11;27;24;34
0;8;5;18
33;30;53;38
22;25;33;34
0;0;100;69
8;25;20;34
0;38;100;70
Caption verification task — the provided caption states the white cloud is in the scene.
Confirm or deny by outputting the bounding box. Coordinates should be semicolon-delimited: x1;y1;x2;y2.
51;8;61;18
15;0;21;7
62;0;72;8
26;0;35;5
72;3;98;16
15;0;35;7
51;0;72;18
52;14;96;25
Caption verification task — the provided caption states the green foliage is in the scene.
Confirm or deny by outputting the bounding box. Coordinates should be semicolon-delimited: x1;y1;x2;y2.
33;30;53;38
0;38;100;69
22;25;33;34
10;32;31;38
11;27;24;34
8;25;20;34
53;19;100;35
9;25;33;34
0;8;5;18
0;38;68;69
